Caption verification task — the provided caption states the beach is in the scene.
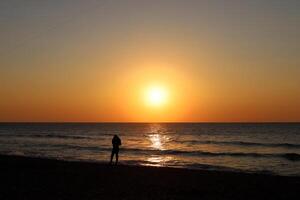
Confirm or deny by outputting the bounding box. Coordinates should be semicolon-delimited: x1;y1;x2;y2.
0;155;299;200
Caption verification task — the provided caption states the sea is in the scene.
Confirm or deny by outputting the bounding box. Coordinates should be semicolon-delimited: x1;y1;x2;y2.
0;123;299;176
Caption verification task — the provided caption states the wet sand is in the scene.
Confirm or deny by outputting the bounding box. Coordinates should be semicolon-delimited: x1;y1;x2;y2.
0;155;299;200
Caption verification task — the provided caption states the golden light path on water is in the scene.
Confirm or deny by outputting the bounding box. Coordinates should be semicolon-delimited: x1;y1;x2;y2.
149;134;163;150
144;124;174;167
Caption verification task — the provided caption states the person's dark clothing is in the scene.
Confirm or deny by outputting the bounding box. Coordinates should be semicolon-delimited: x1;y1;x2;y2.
112;135;121;149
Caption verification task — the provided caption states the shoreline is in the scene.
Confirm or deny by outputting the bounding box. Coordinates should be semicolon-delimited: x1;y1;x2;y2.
2;153;297;177
1;155;299;199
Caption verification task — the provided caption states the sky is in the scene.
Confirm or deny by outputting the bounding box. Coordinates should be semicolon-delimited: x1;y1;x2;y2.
0;0;299;122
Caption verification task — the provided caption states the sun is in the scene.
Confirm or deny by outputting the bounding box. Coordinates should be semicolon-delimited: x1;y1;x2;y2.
146;86;168;106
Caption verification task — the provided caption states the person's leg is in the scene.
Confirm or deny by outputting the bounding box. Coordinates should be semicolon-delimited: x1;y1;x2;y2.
110;150;114;164
115;151;118;165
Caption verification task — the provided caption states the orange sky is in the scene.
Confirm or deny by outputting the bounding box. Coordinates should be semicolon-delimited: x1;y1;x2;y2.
0;1;299;122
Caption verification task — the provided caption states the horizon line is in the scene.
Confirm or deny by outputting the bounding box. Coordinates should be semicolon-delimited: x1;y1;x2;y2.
0;121;299;124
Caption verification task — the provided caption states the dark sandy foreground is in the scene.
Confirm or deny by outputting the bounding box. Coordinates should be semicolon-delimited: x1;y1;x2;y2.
0;155;299;200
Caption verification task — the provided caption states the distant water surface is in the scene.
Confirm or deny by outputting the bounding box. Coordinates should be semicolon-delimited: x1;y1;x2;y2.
0;123;299;176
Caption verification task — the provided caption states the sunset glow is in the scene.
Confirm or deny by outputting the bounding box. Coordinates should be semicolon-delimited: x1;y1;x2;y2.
0;1;299;122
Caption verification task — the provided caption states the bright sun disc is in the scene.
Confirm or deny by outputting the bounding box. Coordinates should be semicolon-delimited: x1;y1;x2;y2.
146;86;167;106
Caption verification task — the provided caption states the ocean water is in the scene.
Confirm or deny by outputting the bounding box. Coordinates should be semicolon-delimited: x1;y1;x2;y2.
0;123;299;176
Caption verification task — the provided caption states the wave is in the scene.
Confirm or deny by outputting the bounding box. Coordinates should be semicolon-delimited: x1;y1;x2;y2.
282;153;300;161
121;159;240;172
1;133;299;149
0;133;93;140
2;142;300;162
36;143;111;152
15;142;300;162
184;140;300;149
120;148;300;161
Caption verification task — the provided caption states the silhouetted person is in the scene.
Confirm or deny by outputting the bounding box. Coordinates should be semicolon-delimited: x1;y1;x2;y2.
110;135;121;165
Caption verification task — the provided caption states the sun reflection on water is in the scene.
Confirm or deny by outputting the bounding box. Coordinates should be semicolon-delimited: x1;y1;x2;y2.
149;134;163;150
145;124;175;166
145;155;173;167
